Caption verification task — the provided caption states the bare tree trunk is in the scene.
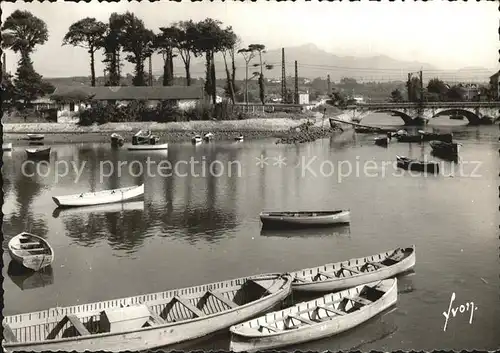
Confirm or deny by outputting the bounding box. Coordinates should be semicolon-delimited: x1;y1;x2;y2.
211;51;216;105
90;47;96;87
222;52;235;104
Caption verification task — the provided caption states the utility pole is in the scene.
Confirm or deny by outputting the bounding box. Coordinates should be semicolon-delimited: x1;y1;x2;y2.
407;73;412;102
148;55;153;86
294;60;299;104
419;70;424;102
281;48;286;103
327;74;331;96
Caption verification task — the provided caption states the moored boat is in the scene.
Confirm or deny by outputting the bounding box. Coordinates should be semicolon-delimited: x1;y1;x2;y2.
418;130;453;143
192;134;202;144
429;140;460;161
203;132;214;141
26;147;51;159
52;184;144;208
290;245;414;293
132;130;159;145
229;278;398;352
7;232;54;271
374;136;389;147
234;134;244;142
127;143;169;151
3;142;13;151
27;134;45;141
2;273;292;352
396;155;439;174
260;210;350;229
110;133;124;147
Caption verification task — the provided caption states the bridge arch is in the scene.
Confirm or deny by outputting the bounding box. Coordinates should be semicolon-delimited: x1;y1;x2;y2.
431;109;481;124
359;109;413;125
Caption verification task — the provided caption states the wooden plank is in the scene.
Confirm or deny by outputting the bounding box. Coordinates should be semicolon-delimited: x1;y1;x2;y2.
341;265;361;274
67;314;90;336
260;324;279;333
287;314;315;325
366;261;386;268
146;306;166;325
173;296;204;317
346;296;372;306
316;305;346;316
46;316;70;340
19;242;41;247
209;290;237;309
3;324;18;342
293;276;309;283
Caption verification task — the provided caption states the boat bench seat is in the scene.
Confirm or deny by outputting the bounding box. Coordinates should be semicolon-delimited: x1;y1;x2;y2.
346;296;372;306
3;323;18;342
339;265;361;274
26;248;47;253
365;261;386;268
162;296;205;319
316;271;335;279
19;242;41;247
208;290;238;309
286;314;315;326
259;324;280;333
316;305;346;316
46;314;90;339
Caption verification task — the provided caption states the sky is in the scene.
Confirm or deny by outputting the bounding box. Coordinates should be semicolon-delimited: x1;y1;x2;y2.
1;0;498;78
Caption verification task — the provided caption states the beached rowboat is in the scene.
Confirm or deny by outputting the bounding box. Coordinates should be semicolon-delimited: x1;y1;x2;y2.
127;143;169;151
260;210;350;229
396;155;439;174
7;232;54;271
52;184;144;208
2;273;292;352
290;245;414;293
229;278;397;352
26;147;51;159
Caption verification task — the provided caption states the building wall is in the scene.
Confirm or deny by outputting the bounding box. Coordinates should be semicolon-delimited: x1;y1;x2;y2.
298;94;309;105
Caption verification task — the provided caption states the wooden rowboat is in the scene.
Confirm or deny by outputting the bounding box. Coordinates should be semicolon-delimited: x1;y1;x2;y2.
396;155;439;174
127;143;169;151
26;147;51;159
110;133;124;147
260;210;350;229
429;141;460;162
234;134;244;142
229;278;398;352
2;273;292;352
52;184;144;208
132;130;158;145
290;245;415;293
203;132;214;141
192;135;202;144
7;232;54;271
27;134;45;141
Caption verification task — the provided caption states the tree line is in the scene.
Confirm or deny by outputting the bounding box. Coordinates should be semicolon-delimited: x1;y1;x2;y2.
1;10;274;110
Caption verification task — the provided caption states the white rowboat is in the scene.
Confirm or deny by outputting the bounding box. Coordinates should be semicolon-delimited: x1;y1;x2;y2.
52;184;144;208
230;278;398;352
7;232;54;271
2;273;292;352
290;245;415;293
127;143;168;151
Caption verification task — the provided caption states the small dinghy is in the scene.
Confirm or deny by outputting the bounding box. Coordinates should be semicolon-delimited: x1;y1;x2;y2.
2;273;292;352
229;278;397;352
192;134;202;144
203;132;214;142
396;155;439;174
260;210;350;229
52;184;144;208
290;245;414;293
110;133;124;147
374;136;389;147
26;147;51;159
234;134;244;142
127;143;168;151
429;141;460;161
27;134;45;141
418;130;453;143
3;142;13;151
8;232;54;271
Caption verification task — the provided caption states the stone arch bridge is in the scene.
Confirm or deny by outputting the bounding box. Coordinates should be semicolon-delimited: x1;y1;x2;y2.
342;102;500;125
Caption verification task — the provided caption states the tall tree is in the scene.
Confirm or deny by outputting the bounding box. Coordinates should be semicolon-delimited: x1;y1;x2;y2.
171;21;199;86
427;78;449;101
248;44;271;105
237;47;257;104
120;12;155;86
155;27;178;86
220;27;237;103
102;13;126;86
63;18;107;87
390;88;404;102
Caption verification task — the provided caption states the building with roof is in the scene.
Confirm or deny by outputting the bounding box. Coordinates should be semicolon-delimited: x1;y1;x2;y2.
489;71;500;99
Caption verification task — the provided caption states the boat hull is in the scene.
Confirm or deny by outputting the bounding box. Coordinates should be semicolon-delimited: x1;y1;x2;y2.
260;211;350;229
3;274;292;352
127;143;168;151
26;148;51;159
374;137;388;147
52;184;144;207
291;246;415;293
396;157;439;174
2;143;13;151
7;233;54;271
27;134;45;141
229;279;398;352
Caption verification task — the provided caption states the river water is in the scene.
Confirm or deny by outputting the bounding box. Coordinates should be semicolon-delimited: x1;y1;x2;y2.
2;114;499;350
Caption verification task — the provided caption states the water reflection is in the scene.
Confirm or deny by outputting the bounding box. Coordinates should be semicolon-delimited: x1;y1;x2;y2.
260;225;351;238
7;261;54;291
52;201;145;218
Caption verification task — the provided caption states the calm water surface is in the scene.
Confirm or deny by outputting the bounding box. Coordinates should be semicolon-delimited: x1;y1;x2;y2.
2;114;499;350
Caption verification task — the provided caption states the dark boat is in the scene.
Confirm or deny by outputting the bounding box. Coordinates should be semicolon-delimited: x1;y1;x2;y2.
429;141;460;161
132;130;159;145
260;210;350;229
396;155;439;174
374;136;389;147
418;130;453;143
395;134;422;143
25;147;51;159
110;133;124;147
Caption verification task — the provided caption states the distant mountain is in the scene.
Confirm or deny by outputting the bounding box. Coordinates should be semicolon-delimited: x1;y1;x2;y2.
173;43;494;83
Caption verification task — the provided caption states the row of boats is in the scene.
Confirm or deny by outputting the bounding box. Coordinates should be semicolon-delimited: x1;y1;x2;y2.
3;244;416;352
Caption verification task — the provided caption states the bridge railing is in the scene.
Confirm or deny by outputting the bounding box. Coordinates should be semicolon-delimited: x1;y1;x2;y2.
347;101;500;109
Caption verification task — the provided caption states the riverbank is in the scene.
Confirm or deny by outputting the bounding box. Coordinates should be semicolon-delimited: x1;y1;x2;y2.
2;113;341;144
